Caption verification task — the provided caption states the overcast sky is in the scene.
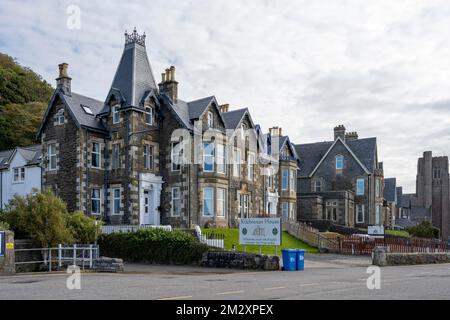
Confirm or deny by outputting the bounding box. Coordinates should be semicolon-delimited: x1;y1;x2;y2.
1;0;450;192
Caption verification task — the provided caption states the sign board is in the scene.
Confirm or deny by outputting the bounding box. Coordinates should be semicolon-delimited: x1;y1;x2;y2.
239;218;281;246
368;226;385;237
0;231;4;256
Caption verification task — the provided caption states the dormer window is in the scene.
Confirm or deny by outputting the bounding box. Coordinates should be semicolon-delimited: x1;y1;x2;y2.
207;111;214;128
145;107;153;125
112;105;120;124
56;109;65;125
335;155;344;170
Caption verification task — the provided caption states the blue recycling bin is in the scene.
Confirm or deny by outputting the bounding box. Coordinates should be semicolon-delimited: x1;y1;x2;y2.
296;249;305;271
281;249;297;271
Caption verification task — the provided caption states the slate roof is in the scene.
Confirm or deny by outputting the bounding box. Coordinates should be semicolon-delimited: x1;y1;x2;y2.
384;178;397;203
188;96;216;120
395;218;416;228
410;206;432;222
401;194;414;208
295;137;377;177
0;145;41;170
222;108;249;130
108;41;157;109
37;90;107;138
0;149;14;170
396;187;403;205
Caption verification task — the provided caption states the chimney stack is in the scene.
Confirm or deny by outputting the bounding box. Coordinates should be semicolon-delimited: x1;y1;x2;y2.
219;104;229;113
159;66;178;102
269;126;282;137
345;131;358;140
334;125;346;141
56;63;71;95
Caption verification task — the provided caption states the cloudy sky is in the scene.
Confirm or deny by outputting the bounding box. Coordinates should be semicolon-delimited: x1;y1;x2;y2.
1;0;450;192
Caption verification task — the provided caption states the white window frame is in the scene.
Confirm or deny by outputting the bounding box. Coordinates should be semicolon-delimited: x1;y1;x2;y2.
356;178;365;196
207;111;214;128
57;109;65;125
171;187;181;217
13;167;25;183
144;144;154;170
233;149;241;177
203;142;215;172
113;189;121;215
356;204;365;223
290;169;296;192
289;203;296;220
314;179;322;192
48;144;57;171
282;169;289;191
91;142;101;169
281;202;289;218
145;107;153;125
112;105;120;124
112;144;120;169
216;188;226;217
216;143;226;174
247;153;254;181
376;178;381;198
202;187;214;217
91;188;101;215
335;154;344;170
171;142;182;172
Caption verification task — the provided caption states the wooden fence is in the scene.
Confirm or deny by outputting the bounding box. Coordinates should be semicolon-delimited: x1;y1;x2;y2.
283;220;448;256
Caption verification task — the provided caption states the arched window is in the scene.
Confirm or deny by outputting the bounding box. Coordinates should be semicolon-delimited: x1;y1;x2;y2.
335;155;344;170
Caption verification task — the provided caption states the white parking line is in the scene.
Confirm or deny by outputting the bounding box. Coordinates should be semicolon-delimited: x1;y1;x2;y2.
158;295;193;300
216;290;245;296
264;286;286;291
299;283;320;287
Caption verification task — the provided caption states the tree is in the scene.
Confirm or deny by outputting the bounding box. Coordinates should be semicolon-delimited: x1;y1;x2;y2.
406;221;440;239
1;189;73;246
67;211;102;244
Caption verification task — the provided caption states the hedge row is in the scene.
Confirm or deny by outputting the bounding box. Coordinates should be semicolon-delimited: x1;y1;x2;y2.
98;228;211;265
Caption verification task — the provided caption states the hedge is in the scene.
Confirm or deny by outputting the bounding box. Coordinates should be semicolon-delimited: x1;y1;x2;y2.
98;228;211;265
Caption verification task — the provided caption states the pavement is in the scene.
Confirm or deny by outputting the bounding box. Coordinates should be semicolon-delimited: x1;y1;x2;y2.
0;253;449;300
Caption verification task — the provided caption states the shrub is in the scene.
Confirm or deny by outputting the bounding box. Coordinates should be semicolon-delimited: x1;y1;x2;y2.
98;228;210;265
67;211;102;244
1;189;73;246
0;220;9;230
406;221;440;239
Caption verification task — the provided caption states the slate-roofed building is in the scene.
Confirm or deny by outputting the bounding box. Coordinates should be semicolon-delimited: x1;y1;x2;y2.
383;178;397;228
295;125;384;228
0;145;42;209
36;29;296;228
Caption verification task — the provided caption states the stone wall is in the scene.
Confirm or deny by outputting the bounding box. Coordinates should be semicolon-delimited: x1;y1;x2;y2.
202;251;280;270
0;231;15;275
373;246;450;266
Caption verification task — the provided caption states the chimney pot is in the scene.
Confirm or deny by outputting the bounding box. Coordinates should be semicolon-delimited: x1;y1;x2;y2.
334;124;346;140
56;63;71;95
219;104;229;113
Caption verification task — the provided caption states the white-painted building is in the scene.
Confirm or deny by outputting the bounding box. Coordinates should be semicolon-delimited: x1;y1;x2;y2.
0;145;42;209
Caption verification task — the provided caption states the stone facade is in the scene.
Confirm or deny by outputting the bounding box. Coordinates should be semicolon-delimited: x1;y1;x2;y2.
296;125;384;228
410;151;450;240
37;30;298;228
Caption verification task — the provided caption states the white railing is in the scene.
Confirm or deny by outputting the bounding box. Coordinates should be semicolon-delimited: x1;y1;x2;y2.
101;224;173;234
195;226;225;249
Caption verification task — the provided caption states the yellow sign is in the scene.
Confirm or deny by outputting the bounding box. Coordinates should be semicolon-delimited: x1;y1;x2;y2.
6;243;14;250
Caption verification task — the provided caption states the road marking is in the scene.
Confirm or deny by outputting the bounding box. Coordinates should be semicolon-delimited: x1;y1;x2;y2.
158;295;192;300
264;286;286;291
299;283;320;287
216;290;245;296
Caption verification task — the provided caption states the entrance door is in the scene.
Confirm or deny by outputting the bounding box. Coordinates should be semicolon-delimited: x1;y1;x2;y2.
143;190;154;225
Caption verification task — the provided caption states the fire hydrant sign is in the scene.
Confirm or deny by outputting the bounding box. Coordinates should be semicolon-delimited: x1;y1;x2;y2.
239;218;281;246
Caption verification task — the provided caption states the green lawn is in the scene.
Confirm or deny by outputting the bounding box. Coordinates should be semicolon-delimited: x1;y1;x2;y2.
202;228;318;255
385;229;410;237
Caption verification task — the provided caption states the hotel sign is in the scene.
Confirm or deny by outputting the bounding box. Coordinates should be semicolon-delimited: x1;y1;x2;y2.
239;218;281;246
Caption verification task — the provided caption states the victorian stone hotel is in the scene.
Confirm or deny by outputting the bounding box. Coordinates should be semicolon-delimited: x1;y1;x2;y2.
36;29;385;230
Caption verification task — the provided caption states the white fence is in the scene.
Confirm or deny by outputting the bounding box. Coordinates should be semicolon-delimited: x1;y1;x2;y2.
195;226;225;249
102;224;173;234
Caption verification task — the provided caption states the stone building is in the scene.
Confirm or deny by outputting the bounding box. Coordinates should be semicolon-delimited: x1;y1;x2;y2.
295;125;384;227
410;151;450;240
383;178;397;228
36;29;297;228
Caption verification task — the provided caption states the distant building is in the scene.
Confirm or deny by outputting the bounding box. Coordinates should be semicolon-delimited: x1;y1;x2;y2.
295;125;384;227
410;151;449;240
0;145;42;209
383;178;397;228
